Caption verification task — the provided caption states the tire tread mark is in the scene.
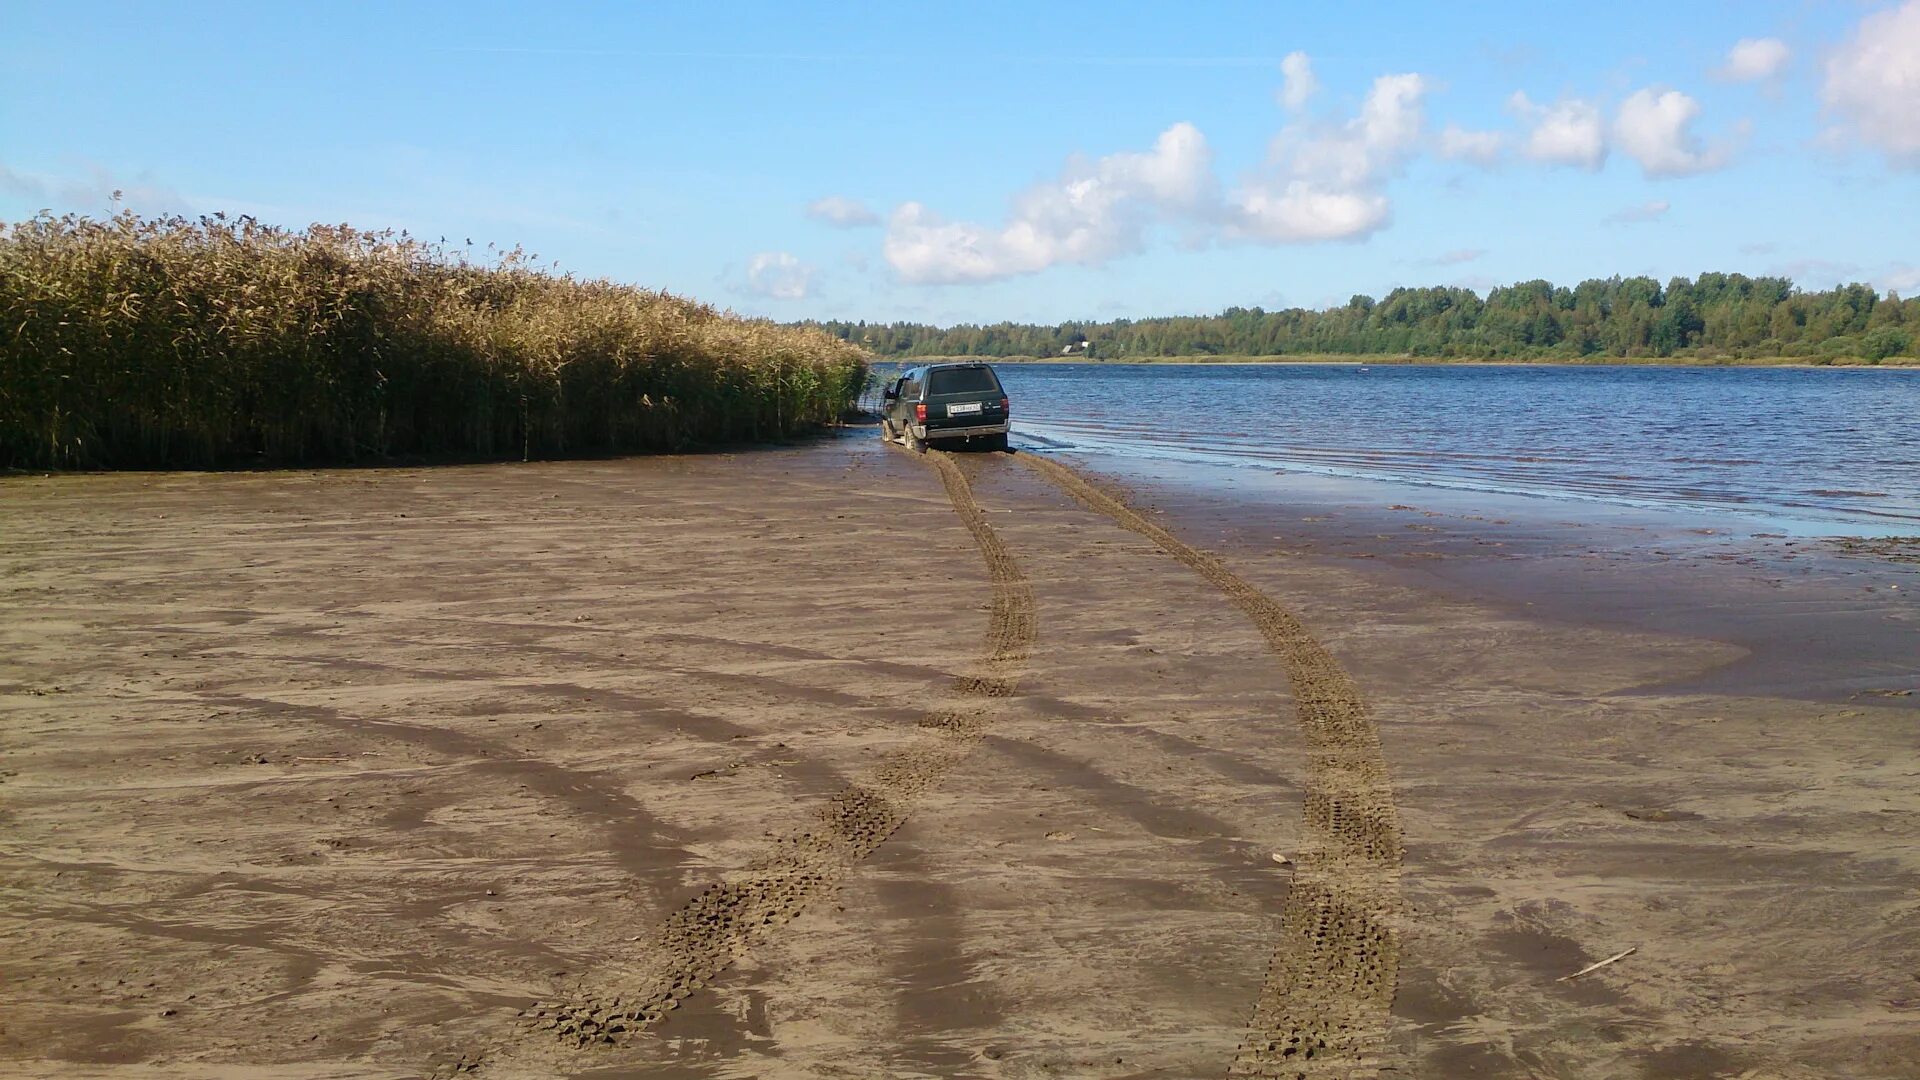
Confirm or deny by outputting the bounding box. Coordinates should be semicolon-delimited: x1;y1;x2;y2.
1016;453;1401;1080
447;449;1032;1075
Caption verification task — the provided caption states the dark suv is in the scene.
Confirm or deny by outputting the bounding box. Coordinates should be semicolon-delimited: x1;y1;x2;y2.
880;362;1011;452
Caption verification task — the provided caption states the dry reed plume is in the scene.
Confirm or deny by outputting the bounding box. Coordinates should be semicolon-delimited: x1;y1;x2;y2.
0;211;870;469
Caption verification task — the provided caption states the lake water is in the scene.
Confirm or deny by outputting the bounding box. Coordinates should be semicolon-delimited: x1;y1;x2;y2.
959;362;1920;536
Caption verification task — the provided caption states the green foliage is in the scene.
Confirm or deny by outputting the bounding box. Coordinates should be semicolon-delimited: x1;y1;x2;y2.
1861;326;1913;362
0;212;869;469
811;273;1914;364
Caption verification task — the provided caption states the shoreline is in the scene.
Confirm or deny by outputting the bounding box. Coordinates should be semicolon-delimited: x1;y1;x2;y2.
882;353;1920;369
3;432;1915;1077
1034;443;1920;706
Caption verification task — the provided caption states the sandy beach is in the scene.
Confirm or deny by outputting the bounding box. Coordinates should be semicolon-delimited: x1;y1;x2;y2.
4;428;1917;1079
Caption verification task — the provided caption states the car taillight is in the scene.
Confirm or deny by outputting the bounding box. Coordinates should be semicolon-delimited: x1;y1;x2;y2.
914;403;927;422
1000;396;1010;416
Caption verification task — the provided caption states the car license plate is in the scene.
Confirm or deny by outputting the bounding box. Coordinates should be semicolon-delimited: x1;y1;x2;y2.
948;402;982;416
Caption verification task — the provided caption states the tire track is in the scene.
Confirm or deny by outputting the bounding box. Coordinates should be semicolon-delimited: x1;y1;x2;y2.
1016;453;1402;1080
449;449;1032;1077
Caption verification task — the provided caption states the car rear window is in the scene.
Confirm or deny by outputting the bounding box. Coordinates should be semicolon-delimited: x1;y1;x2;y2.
928;367;1000;395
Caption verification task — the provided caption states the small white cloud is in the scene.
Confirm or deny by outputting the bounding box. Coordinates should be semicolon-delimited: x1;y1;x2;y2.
1823;0;1920;166
0;163;44;201
883;121;1215;284
1716;37;1790;82
1613;88;1734;177
1279;51;1320;111
744;251;817;299
805;195;879;228
1232;182;1391;242
1230;73;1428;243
1424;248;1486;266
1509;92;1607;170
1772;257;1860;288
1355;73;1428;152
1879;263;1920;294
1605;199;1671;225
1446;273;1500;295
884;204;994;284
0;160;190;215
1437;124;1505;164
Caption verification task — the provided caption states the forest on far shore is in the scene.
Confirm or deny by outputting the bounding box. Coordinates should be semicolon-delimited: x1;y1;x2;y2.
808;273;1920;363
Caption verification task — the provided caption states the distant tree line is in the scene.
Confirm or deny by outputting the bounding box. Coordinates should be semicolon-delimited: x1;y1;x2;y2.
806;274;1920;363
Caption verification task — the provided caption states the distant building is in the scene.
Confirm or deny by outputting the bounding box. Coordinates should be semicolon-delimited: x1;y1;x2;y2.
1061;338;1093;355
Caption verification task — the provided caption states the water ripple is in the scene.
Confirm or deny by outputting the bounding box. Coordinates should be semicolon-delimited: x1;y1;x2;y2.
981;362;1920;534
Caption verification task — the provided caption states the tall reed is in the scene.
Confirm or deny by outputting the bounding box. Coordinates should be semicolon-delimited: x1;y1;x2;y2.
0;211;869;469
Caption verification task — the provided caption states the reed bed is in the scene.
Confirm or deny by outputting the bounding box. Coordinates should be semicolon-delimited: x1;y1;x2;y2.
0;212;869;469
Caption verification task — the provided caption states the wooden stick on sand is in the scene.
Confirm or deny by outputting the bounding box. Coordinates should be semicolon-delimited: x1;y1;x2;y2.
1559;947;1637;982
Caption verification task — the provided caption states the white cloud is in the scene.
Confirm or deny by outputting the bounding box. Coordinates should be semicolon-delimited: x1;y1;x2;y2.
805;195;879;228
1717;38;1790;82
883;204;1003;285
1823;0;1920;165
1771;257;1860;288
882;71;1438;283
1356;73;1428;150
744;251;817;299
1438;124;1505;164
1613;88;1734;177
1878;264;1920;294
1230;73;1428;243
1232;183;1390;242
883;121;1214;284
1445;273;1500;295
1424;248;1486;265
1279;51;1319;111
1604;199;1671;225
0;161;191;215
1509;92;1607;170
0;163;43;201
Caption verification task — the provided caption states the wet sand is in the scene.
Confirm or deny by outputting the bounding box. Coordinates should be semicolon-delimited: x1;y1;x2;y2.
3;430;1917;1078
1061;456;1920;706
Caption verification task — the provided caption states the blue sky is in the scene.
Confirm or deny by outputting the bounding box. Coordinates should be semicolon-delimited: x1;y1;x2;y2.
4;1;1918;325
